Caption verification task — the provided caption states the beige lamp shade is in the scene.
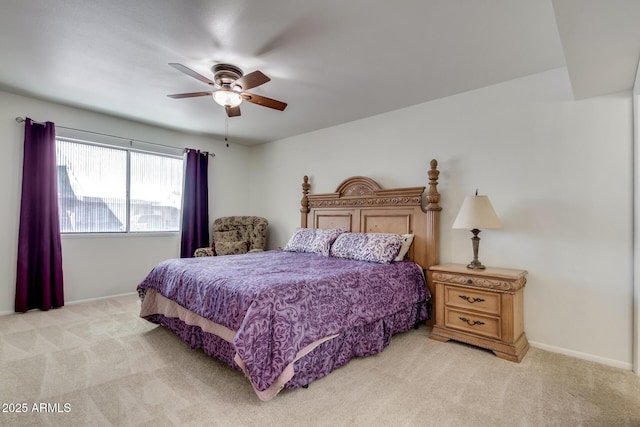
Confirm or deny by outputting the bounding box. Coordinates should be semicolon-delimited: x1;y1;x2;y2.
452;195;502;230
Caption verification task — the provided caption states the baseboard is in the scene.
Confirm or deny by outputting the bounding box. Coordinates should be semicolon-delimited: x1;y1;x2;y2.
529;340;633;371
66;291;138;305
0;292;139;317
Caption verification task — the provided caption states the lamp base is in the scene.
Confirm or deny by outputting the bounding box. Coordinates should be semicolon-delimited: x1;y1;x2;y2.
466;259;486;269
467;229;486;269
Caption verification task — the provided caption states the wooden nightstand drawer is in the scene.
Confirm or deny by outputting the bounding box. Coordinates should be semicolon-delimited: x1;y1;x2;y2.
445;286;500;316
444;308;501;340
433;272;515;292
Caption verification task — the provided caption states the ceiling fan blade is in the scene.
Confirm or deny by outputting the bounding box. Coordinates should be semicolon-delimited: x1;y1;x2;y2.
233;70;270;91
168;63;218;87
242;93;287;111
226;106;241;117
167;91;214;99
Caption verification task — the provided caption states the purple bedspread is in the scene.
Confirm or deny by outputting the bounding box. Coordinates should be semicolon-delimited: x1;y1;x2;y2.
137;250;428;393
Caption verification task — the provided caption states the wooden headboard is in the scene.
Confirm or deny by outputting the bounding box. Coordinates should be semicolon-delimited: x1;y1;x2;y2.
299;159;442;325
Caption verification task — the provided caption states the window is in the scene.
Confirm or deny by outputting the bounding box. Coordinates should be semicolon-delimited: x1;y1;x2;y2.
56;138;183;233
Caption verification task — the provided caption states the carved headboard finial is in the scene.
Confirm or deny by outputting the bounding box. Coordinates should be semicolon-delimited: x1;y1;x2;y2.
300;175;310;214
427;159;441;211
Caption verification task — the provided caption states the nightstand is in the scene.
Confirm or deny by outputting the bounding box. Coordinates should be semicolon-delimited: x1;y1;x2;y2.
429;263;529;362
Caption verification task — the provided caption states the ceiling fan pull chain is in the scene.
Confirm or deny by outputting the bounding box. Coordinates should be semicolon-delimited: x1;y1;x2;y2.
225;117;229;147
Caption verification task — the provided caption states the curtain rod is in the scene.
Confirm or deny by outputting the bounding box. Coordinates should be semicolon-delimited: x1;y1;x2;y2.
14;117;215;157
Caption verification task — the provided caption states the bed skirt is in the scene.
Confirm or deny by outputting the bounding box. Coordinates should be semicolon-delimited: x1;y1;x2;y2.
143;298;427;398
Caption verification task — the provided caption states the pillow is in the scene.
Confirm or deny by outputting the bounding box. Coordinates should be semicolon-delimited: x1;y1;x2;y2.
215;240;249;256
311;228;346;256
394;234;415;261
330;232;405;264
284;227;345;257
283;228;316;253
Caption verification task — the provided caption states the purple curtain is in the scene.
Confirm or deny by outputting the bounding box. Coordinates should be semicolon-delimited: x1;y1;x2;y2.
180;149;209;257
15;118;64;312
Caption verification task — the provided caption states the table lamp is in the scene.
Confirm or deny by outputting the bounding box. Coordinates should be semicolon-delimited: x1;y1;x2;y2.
452;190;502;269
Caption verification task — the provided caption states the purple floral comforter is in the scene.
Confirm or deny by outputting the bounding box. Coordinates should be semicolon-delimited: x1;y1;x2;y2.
137;250;428;395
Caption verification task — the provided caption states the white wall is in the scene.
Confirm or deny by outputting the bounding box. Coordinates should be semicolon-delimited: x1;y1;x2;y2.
0;90;253;313
1;65;634;369
250;68;634;368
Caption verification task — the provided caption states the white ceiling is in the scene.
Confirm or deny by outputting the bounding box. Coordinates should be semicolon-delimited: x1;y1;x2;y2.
1;0;639;145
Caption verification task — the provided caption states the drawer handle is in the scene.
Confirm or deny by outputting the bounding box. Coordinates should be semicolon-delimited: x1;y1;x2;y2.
459;295;485;304
459;317;485;326
467;279;473;285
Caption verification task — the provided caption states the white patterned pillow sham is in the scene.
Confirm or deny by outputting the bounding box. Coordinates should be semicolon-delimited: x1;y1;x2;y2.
329;232;405;264
394;234;414;261
283;227;345;256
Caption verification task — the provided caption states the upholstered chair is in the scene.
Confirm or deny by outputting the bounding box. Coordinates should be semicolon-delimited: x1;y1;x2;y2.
193;216;268;257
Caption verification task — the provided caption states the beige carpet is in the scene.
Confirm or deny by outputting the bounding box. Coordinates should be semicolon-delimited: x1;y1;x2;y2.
1;294;639;427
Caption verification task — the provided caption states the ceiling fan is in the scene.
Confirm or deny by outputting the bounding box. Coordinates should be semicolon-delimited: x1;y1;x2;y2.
167;63;287;117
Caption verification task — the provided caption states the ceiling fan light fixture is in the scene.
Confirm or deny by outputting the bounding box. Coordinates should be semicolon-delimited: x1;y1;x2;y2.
212;89;243;107
168;63;286;117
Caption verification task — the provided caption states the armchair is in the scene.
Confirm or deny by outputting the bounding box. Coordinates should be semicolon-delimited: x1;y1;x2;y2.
194;216;268;257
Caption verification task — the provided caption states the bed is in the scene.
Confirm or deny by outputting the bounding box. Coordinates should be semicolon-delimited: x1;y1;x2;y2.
137;160;442;401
